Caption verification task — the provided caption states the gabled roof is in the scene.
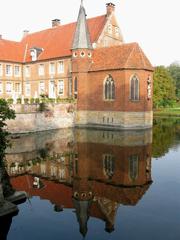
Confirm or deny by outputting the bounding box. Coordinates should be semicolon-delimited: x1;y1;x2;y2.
0;15;106;63
90;43;154;72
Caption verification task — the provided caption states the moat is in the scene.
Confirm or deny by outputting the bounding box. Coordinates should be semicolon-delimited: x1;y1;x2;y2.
1;117;180;240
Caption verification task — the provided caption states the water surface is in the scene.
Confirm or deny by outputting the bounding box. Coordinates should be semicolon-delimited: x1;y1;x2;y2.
1;118;180;240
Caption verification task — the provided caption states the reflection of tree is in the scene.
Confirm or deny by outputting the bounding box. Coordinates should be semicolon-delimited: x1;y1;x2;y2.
153;118;180;158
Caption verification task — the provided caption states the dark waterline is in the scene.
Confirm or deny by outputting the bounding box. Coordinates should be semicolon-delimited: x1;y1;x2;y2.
1;118;180;240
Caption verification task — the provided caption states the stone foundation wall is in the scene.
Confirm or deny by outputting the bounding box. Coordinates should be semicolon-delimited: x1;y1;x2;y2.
6;104;153;133
75;110;153;129
6;103;75;134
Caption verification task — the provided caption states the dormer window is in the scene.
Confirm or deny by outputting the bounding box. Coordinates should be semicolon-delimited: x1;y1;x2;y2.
30;47;43;61
30;49;37;61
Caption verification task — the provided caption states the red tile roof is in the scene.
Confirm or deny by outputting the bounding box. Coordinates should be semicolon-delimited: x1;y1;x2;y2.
90;43;154;71
0;39;23;62
0;15;106;63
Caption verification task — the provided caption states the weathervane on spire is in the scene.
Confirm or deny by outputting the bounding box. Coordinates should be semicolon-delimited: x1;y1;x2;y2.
81;0;84;7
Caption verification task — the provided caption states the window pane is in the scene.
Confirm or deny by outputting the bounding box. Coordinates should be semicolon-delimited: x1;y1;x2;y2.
6;82;12;93
58;80;64;95
39;81;45;95
25;81;31;96
58;61;64;73
104;75;115;100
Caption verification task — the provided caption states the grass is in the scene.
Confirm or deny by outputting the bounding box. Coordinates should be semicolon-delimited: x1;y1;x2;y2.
154;106;180;117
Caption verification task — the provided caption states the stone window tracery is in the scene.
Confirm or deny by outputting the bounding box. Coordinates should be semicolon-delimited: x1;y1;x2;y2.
130;75;139;101
104;75;115;100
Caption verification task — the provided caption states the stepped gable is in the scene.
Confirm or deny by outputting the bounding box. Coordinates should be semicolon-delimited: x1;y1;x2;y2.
0;15;106;63
90;43;154;72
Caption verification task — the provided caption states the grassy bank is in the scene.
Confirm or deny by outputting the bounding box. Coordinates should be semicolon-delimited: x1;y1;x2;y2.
154;107;180;117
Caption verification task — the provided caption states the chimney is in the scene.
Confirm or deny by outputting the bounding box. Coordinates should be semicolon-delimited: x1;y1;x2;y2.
23;30;29;38
106;2;115;16
52;19;61;27
0;35;2;39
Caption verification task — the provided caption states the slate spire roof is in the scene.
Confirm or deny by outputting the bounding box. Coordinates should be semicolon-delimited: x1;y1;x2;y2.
72;0;92;50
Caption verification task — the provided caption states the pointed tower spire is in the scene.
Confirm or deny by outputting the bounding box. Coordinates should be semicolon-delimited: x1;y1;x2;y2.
72;1;92;50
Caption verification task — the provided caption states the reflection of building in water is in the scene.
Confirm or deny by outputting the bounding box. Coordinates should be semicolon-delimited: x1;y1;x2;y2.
0;159;27;240
8;128;152;237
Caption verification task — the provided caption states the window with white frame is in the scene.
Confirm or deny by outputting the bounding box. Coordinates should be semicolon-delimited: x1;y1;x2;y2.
0;81;3;94
25;81;31;96
14;65;21;77
6;65;12;76
39;81;45;95
14;83;21;93
38;64;45;76
6;82;12;93
25;66;30;77
0;64;3;76
58;61;64;73
49;62;55;75
58;80;64;95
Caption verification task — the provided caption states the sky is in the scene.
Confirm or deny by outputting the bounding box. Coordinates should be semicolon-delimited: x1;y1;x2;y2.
0;0;179;66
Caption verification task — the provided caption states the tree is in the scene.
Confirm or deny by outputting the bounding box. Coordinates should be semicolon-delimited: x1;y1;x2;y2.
153;66;176;108
167;62;180;99
0;99;15;159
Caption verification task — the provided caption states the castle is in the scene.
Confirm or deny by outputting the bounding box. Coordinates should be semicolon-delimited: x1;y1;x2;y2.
0;1;153;129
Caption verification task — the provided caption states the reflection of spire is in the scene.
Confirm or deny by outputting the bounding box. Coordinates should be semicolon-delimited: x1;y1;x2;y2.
73;198;92;237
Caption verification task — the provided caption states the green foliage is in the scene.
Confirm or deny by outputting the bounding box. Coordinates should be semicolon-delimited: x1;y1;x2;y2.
0;99;16;159
153;66;176;108
24;98;29;104
39;102;47;112
17;98;22;104
153;117;180;158
167;62;180;99
0;99;15;128
7;98;13;104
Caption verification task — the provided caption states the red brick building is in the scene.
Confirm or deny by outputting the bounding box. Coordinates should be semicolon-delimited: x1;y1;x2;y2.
0;1;153;129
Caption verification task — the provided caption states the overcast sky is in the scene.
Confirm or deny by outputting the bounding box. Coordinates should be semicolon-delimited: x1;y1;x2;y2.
0;0;179;66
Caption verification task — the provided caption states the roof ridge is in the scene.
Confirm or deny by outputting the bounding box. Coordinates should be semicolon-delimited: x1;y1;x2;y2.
124;43;137;68
22;14;106;41
137;44;146;68
0;38;21;44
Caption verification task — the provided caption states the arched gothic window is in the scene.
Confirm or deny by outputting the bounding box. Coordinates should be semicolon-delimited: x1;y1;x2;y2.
104;75;115;100
129;155;139;181
103;154;115;179
130;75;139;100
